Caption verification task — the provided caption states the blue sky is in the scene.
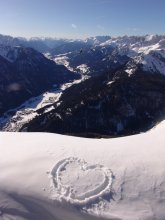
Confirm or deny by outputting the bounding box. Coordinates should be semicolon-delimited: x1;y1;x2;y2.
0;0;164;38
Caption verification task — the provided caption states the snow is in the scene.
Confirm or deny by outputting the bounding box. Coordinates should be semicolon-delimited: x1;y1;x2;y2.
76;64;90;74
51;157;113;205
53;55;91;75
107;81;114;86
0;89;61;131
142;53;165;75
54;54;75;72
0;120;165;220
133;43;160;54
99;35;165;75
145;35;155;42
125;69;134;76
43;35;165;76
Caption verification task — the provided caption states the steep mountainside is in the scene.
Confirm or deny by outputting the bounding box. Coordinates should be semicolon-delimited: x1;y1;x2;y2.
21;68;165;137
0;45;80;115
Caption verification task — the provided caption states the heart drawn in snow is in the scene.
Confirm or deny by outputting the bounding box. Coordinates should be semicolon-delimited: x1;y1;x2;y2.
51;158;113;205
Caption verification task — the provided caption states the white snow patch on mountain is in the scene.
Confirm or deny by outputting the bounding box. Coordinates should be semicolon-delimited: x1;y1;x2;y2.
54;54;75;72
99;35;165;75
125;69;134;76
133;43;160;54
142;53;165;74
145;34;155;42
76;64;90;74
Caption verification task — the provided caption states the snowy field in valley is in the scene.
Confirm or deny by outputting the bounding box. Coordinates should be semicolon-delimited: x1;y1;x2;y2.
0;77;86;132
0;51;88;132
0;120;165;220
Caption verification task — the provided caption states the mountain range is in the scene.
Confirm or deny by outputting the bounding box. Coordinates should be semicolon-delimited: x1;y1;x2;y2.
0;33;165;137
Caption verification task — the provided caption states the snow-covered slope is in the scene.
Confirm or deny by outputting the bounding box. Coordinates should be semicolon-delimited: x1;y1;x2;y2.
0;121;165;220
100;35;165;75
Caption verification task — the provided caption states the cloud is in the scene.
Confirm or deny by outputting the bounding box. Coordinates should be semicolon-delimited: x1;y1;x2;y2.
132;28;139;32
127;27;140;32
97;24;105;30
71;24;77;29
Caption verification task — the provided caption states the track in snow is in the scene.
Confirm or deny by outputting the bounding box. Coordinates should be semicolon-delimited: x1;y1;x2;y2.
51;158;113;205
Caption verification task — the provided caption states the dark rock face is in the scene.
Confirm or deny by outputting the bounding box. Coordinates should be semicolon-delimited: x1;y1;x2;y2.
0;46;80;115
23;69;165;137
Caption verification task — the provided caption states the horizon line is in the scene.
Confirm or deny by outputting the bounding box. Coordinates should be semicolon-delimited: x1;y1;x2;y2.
0;33;165;41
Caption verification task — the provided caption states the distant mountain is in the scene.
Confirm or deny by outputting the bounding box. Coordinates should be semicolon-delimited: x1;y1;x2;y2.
99;35;165;75
54;45;130;76
1;34;164;77
0;34;70;53
51;41;91;56
0;45;80;115
0;34;113;53
85;36;111;45
52;35;165;76
0;34;21;47
51;36;112;55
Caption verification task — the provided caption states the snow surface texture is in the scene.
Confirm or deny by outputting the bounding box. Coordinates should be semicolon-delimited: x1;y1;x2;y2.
0;120;165;220
51;157;113;205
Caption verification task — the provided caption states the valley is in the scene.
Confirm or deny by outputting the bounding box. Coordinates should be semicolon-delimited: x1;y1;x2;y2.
0;34;165;137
